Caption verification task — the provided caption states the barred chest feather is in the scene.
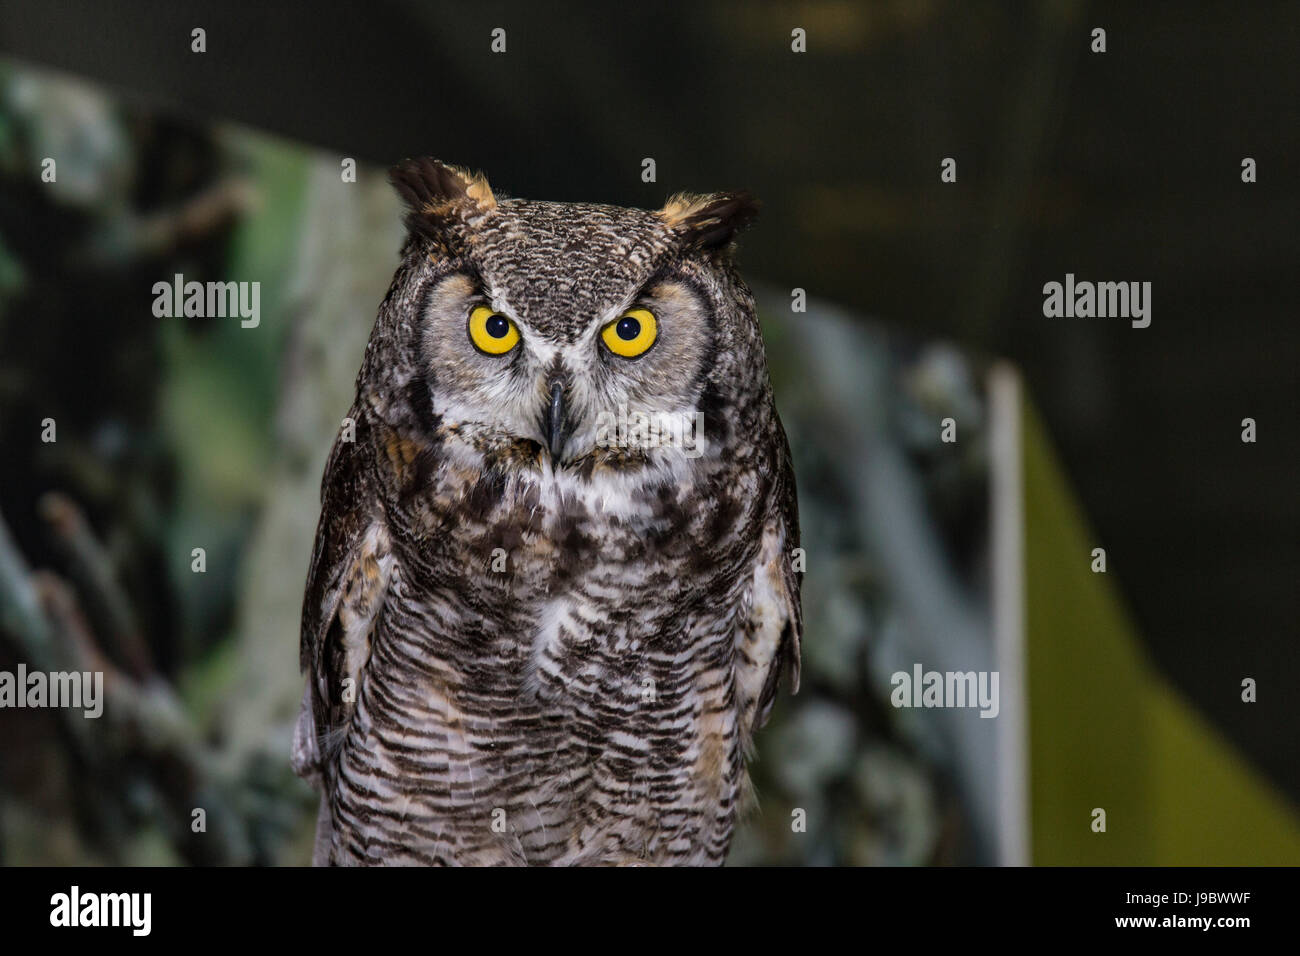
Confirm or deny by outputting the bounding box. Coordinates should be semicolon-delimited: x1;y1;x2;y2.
326;442;768;865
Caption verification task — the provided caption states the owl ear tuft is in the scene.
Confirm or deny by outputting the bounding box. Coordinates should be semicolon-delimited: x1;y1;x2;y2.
390;157;496;246
659;190;760;255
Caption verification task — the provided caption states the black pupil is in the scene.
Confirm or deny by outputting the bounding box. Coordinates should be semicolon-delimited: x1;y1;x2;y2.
485;314;509;338
616;316;641;341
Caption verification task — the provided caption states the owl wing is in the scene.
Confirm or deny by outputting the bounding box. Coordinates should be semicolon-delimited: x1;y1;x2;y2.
292;412;394;785
736;418;803;742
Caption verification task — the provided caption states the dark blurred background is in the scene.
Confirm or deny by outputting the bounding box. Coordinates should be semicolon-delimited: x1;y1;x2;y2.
0;0;1295;863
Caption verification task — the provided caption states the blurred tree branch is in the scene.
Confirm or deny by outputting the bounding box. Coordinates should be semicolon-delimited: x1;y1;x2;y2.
0;501;251;863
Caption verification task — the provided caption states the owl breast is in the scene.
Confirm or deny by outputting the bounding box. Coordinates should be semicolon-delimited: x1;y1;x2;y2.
330;448;765;865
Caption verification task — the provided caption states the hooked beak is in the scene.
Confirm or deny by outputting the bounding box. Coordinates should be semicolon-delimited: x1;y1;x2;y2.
544;381;567;463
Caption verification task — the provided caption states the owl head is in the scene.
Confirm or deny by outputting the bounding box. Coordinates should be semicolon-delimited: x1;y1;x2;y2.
363;158;767;480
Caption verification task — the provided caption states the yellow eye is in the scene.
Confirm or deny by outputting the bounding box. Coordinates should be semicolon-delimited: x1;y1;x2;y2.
601;308;658;358
468;305;520;355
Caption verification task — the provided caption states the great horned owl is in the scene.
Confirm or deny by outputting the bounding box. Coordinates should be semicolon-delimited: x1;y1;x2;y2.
292;158;802;866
